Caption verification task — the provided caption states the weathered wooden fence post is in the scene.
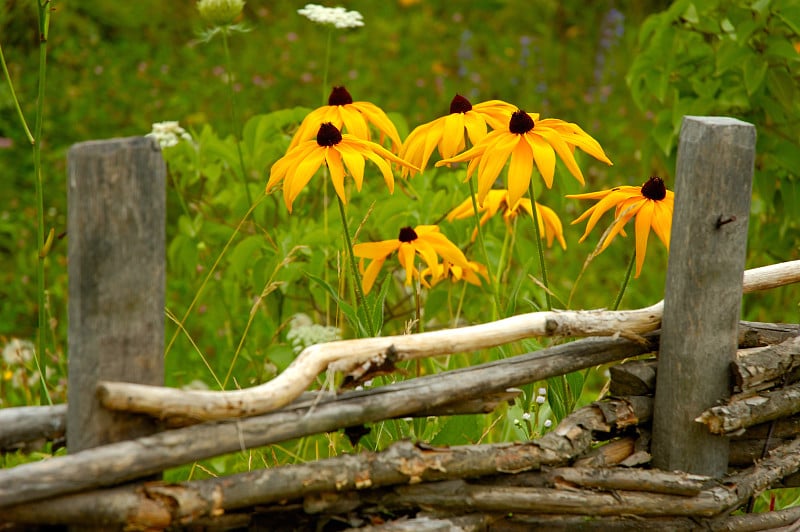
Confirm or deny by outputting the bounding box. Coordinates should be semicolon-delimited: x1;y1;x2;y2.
67;137;165;452
651;116;756;476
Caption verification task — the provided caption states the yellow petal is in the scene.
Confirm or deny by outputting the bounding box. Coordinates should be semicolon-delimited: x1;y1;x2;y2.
339;105;370;140
476;133;518;204
440;113;466;159
507;140;533;209
326;148;348;202
650;194;674;249
536;128;585;185
526;133;556;188
397;244;417;285
338;143;366;189
353;101;402;150
463;112;489;145
361;257;387;294
285;147;326;212
353;239;400;259
446;196;476;221
288;107;330;149
574;189;639;240
599;200;643;253
633;201;655;277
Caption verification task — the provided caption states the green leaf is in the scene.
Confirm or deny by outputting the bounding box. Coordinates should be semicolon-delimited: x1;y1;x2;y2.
306;272;361;335
766;68;797;110
227;235;265;281
430;415;481;445
716;39;750;74
776;6;800;34
742;53;768;95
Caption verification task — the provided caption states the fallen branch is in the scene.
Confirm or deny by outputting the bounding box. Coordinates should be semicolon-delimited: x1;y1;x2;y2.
0;396;645;525
697;382;800;435
96;261;800;421
0;337;651;509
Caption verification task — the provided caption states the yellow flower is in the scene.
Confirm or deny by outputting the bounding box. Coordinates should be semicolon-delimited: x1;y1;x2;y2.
353;225;471;294
400;94;517;177
289;86;402;152
567;176;674;278
267;122;417;212
447;189;566;249
436;110;613;209
420;260;488;288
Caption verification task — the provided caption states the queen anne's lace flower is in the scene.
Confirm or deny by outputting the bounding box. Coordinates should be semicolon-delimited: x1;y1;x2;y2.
287;314;342;354
146;121;193;149
298;4;364;29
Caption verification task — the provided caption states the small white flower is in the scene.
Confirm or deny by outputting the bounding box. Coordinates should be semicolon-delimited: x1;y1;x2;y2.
298;4;364;29
146;121;193;149
544;419;553;428
2;338;35;366
537;387;547;396
286;313;342;354
521;412;531;421
535;395;546;405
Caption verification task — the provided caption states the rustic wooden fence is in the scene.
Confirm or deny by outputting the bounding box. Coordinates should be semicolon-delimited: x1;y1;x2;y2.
2;116;800;530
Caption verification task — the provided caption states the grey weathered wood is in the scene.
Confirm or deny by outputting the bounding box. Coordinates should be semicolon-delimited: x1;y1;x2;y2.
651;116;756;476
67;137;165;452
0;404;66;453
0;337;652;508
0;398;647;525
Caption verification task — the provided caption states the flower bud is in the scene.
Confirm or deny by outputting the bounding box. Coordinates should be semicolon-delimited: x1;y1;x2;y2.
197;0;245;27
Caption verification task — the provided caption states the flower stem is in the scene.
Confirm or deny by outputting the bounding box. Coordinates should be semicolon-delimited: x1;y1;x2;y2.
321;27;333;104
612;251;636;311
336;197;375;338
527;181;551;311
468;180;501;319
221;29;253;206
30;1;53;405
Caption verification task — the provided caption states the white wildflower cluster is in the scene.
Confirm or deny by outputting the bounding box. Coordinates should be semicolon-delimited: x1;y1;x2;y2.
286;313;342;354
146;121;193;149
298;4;364;29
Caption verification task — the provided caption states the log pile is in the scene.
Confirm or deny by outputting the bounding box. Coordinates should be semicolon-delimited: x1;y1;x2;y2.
2;321;800;530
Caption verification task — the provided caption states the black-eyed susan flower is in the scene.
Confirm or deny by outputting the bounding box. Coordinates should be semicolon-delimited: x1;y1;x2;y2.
289;86;402;152
267;122;417;212
400;94;517;177
446;189;567;249
567;176;674;278
420;260;488;288
436;110;613;209
353;225;471;294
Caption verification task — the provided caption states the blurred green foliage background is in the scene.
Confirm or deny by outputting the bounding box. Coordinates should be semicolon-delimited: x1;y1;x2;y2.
1;0;799;485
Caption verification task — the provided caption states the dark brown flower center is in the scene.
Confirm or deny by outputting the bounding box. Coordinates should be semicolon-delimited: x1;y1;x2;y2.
449;94;473;114
328;86;353;106
509;110;534;134
316;122;342;146
398;226;418;242
641;176;667;201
